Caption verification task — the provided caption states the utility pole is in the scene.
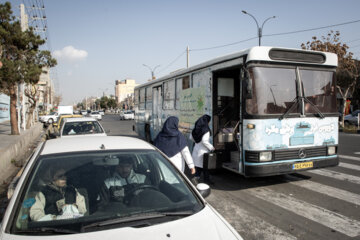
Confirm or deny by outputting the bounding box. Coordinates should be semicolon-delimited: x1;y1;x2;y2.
19;4;29;131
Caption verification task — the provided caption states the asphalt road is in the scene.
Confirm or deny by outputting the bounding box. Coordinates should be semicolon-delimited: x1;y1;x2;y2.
2;115;360;240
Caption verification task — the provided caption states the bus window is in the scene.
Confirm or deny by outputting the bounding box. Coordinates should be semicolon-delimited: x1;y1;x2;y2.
134;89;139;105
163;80;175;110
192;71;210;88
175;78;182;109
182;76;190;90
300;69;336;113
146;86;152;110
139;88;146;110
246;67;299;115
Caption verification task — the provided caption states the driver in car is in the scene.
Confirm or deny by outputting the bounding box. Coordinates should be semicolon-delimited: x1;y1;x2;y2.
104;156;146;202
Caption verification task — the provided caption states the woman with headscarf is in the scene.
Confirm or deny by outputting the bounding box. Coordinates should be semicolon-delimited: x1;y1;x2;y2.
191;114;215;184
154;116;196;175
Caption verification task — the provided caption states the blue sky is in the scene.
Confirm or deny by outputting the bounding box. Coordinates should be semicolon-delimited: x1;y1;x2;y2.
8;0;360;105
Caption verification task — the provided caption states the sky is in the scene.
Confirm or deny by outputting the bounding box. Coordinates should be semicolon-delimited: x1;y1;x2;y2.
7;0;360;105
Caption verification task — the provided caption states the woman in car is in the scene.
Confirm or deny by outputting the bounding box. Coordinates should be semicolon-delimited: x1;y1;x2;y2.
30;168;87;221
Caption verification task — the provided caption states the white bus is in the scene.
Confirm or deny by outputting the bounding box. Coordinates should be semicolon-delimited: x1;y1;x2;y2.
134;46;339;177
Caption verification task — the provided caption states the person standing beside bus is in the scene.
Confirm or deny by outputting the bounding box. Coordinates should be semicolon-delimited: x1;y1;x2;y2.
154;116;196;175
191;114;215;185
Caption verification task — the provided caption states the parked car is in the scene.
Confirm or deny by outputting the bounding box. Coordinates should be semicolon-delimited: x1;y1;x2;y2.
89;111;102;121
99;110;105;116
120;110;135;120
60;117;107;137
344;109;360;126
39;112;59;124
2;136;242;239
81;110;87;115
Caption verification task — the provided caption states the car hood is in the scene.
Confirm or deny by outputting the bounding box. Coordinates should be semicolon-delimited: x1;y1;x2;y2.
1;205;242;240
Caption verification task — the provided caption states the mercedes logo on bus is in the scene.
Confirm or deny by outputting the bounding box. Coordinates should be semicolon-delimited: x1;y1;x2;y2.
298;149;307;159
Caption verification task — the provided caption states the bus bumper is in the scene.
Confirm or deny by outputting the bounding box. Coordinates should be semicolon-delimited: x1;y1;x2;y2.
244;156;339;177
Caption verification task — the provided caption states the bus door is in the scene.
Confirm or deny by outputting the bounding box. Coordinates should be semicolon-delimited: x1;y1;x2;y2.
212;68;241;173
152;85;163;139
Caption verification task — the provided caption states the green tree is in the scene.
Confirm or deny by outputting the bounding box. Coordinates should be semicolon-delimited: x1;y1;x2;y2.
301;31;359;126
0;2;56;134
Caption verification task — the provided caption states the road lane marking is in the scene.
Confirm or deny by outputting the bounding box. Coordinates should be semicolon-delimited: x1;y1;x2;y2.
338;162;360;171
309;169;360;185
288;179;360;206
354;152;360;155
248;187;360;237
207;191;297;240
339;154;360;162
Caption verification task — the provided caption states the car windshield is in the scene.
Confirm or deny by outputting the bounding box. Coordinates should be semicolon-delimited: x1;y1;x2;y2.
62;121;104;135
11;150;203;234
246;66;337;115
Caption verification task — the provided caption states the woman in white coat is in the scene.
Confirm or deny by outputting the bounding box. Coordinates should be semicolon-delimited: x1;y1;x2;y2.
191;114;215;184
153;116;196;175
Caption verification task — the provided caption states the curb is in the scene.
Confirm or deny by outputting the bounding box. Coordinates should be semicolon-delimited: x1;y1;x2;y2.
0;123;44;186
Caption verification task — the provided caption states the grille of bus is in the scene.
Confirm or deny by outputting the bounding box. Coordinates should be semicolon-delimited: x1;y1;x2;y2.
245;146;328;162
274;147;327;161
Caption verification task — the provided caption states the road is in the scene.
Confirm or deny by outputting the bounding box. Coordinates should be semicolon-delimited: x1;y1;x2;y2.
2;114;360;240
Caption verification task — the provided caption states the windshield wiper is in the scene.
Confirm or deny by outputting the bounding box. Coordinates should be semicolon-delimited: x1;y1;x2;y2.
279;97;300;120
303;97;325;119
16;227;78;235
81;211;193;231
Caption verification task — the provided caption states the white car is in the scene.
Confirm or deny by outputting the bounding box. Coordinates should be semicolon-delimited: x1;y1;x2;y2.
119;110;135;120
39;112;59;124
2;136;242;240
89;111;102;121
60;117;107;137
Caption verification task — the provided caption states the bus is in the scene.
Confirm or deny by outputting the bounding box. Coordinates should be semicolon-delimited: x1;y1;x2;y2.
134;46;339;177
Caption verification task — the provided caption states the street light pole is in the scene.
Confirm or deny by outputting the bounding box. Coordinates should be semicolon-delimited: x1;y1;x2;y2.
143;64;160;80
242;10;276;46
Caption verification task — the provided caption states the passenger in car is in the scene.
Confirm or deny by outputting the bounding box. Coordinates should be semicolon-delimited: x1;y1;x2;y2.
104;156;146;201
29;168;87;221
153;116;196;175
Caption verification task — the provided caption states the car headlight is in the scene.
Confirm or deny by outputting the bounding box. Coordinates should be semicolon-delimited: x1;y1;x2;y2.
327;146;336;155
259;152;272;162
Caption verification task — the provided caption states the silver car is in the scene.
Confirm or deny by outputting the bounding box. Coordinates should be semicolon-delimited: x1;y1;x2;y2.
344;110;360;126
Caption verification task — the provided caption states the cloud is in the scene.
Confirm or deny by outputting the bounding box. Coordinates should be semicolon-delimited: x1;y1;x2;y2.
53;46;88;62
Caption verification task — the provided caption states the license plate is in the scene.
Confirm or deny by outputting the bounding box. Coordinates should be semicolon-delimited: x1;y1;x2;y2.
293;161;313;170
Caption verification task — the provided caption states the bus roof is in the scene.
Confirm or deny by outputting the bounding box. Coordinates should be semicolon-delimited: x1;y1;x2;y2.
136;46;337;89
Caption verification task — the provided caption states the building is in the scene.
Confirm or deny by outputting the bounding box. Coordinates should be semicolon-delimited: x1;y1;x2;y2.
115;79;139;105
37;66;54;113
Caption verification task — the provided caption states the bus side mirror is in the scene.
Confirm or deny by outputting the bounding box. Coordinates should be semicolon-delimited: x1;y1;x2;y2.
244;78;253;99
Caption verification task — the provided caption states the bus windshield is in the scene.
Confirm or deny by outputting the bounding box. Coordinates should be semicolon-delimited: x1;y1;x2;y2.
246;66;337;115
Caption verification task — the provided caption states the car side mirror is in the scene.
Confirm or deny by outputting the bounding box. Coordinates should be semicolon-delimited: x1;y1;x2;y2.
196;183;211;198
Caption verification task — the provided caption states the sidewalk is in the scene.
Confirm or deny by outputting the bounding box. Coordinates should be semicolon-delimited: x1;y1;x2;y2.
0;120;44;194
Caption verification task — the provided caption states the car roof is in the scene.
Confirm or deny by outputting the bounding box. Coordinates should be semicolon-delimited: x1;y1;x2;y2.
41;136;154;155
63;117;97;123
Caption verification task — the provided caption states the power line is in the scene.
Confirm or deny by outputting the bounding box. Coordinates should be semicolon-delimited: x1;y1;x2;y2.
190;36;258;52
263;19;360;37
157;50;187;74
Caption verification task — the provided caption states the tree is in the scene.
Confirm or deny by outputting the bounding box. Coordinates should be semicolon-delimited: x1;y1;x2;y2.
0;2;57;134
301;31;359;126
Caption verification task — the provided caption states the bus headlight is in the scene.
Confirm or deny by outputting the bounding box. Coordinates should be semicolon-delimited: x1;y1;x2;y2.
327;146;336;155
259;152;272;162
